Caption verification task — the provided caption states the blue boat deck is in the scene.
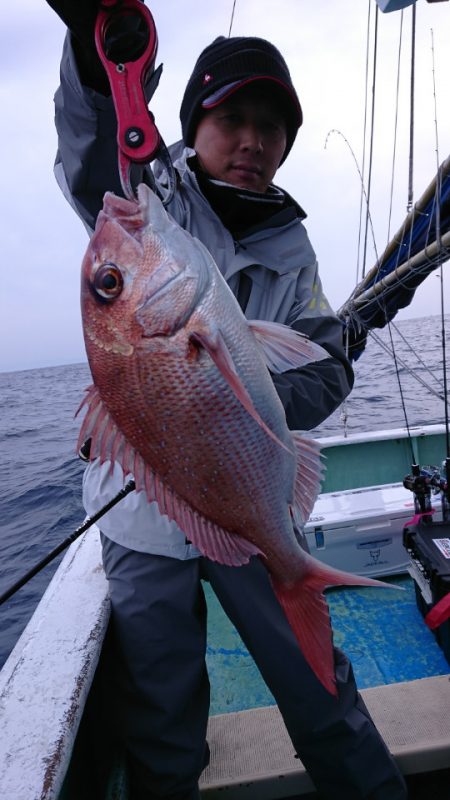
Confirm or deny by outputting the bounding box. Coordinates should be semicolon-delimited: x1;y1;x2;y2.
204;575;449;716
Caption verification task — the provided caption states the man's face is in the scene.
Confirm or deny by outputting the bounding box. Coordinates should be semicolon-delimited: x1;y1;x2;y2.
193;84;288;193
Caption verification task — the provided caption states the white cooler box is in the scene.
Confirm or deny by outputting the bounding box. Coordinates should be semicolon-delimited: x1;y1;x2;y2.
304;482;424;577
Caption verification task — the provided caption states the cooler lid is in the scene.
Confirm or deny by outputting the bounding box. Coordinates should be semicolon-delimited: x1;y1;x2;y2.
305;482;416;531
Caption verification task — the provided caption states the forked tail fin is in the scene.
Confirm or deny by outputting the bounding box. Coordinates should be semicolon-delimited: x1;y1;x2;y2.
271;557;397;696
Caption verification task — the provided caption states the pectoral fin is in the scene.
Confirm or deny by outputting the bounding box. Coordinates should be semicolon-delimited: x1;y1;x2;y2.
248;320;328;373
190;326;293;455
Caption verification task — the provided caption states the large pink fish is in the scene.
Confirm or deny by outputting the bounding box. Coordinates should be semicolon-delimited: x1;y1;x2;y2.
79;184;387;696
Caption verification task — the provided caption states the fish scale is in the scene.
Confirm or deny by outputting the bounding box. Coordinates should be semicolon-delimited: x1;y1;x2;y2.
141;348;286;532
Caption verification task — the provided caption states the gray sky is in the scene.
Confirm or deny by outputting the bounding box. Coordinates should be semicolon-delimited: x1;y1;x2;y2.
1;0;449;373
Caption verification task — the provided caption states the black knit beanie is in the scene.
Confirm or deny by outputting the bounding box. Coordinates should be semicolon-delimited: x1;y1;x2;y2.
180;36;303;164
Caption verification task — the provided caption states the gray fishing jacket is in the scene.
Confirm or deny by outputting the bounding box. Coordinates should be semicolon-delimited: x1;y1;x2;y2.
53;34;353;558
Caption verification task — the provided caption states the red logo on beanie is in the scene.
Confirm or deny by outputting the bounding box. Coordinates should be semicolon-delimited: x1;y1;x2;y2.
203;73;212;85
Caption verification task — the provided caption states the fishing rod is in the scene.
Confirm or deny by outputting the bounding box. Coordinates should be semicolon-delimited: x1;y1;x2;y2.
0;480;136;607
402;28;450;521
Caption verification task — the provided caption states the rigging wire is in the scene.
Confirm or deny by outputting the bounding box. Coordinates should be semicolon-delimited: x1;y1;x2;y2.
361;2;379;279
387;323;417;464
407;2;416;212
430;28;450;459
368;329;445;402
382;4;418;464
228;0;237;37
431;29;441;238
389;320;444;393
325;128;380;268
356;0;373;287
386;11;404;245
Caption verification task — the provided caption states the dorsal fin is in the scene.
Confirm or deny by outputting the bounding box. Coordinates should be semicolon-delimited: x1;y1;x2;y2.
289;432;325;527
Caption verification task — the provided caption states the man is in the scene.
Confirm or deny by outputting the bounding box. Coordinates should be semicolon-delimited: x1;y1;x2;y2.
46;3;407;798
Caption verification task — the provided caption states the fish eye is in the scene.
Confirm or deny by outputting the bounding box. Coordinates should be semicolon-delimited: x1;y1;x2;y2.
92;263;124;301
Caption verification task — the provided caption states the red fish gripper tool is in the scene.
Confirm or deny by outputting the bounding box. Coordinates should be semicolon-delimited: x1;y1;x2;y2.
95;0;174;202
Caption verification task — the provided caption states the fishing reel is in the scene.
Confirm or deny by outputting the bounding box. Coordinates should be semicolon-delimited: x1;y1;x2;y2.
403;460;450;522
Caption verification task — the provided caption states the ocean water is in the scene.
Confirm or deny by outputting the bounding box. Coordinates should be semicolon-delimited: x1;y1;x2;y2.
0;314;448;673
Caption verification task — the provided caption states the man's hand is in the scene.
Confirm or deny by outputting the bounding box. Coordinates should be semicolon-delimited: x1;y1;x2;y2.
45;1;101;45
46;0;109;92
46;1;149;93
